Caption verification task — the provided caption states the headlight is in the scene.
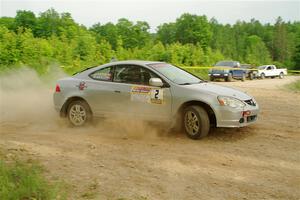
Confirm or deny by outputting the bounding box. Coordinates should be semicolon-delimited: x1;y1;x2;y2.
217;96;246;109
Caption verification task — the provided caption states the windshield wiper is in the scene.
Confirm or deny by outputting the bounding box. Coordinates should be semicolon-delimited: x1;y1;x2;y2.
179;82;192;85
179;81;204;85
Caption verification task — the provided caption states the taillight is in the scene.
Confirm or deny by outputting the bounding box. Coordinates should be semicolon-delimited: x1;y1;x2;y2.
55;84;61;92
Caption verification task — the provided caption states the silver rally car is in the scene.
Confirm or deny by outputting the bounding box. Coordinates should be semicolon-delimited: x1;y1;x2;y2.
53;60;259;139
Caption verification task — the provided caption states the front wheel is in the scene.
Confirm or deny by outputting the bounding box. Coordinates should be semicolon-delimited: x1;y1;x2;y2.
67;100;92;126
226;73;232;82
260;73;265;79
183;106;210;139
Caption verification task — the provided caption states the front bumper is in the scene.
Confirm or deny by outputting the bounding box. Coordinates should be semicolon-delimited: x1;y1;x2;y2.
215;104;259;128
209;73;229;78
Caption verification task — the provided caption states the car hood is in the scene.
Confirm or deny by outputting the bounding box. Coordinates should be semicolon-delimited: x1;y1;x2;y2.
187;83;252;100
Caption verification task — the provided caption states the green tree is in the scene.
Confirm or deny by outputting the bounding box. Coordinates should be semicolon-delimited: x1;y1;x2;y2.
90;22;119;50
273;17;288;62
175;13;212;49
0;17;15;30
0;26;19;67
14;10;36;31
35;8;61;37
156;23;176;45
245;35;271;66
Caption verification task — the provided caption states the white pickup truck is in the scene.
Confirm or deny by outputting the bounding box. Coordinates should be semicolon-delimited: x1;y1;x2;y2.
257;65;287;79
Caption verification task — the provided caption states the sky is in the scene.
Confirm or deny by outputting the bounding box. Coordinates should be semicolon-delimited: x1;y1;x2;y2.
1;0;299;32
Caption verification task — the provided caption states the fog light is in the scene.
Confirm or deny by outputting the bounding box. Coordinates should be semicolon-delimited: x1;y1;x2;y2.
239;118;244;123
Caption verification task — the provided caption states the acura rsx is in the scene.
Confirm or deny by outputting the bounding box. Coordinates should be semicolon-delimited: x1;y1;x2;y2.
53;60;259;139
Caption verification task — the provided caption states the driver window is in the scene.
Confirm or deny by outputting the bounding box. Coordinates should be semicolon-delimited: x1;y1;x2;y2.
140;67;159;85
113;65;142;84
113;65;159;85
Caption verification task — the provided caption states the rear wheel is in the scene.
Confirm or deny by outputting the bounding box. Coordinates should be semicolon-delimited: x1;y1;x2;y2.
183;106;210;139
67;100;92;126
279;72;284;79
241;73;246;81
210;76;214;82
249;73;254;80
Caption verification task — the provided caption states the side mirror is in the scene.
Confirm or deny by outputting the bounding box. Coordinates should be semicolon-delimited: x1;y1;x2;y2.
149;78;163;87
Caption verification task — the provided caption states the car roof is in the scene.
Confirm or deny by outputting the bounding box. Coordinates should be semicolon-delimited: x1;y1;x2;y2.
108;60;164;65
73;60;165;78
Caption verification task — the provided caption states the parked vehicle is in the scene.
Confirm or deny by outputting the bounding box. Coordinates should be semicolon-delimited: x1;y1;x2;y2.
53;60;259;139
209;61;246;82
257;65;287;79
240;64;257;80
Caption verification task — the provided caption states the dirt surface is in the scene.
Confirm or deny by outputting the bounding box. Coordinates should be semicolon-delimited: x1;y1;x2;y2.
1;75;300;200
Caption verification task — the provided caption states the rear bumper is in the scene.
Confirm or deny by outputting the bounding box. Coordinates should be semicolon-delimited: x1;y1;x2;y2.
215;104;259;128
53;92;65;113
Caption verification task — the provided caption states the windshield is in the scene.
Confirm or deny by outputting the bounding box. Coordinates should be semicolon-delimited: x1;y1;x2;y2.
148;63;202;85
258;66;266;69
215;61;235;67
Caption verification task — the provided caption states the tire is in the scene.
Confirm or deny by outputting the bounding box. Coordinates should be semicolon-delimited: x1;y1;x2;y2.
279;72;284;79
261;73;265;79
183;106;210;139
249;73;254;80
210;76;214;82
226;73;232;82
241;73;246;82
67;100;92;126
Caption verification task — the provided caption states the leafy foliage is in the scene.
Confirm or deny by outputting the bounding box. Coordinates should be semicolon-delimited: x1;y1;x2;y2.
0;8;299;75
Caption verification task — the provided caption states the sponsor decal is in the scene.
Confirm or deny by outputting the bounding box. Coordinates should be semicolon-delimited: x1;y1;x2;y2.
130;86;163;104
77;81;87;90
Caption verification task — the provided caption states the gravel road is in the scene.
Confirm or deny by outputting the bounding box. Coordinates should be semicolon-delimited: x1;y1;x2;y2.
0;76;299;200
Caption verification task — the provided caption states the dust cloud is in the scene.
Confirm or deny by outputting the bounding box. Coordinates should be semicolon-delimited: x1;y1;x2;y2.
0;67;163;139
0;67;66;128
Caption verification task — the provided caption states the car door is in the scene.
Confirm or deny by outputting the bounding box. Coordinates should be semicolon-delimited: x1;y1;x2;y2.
85;66;126;116
269;65;276;76
265;66;273;76
112;64;172;122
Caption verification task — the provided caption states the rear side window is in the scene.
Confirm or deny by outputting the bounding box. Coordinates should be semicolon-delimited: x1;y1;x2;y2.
89;67;113;81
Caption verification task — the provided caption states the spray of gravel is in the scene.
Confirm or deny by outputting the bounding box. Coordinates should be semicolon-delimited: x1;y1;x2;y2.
0;66;163;139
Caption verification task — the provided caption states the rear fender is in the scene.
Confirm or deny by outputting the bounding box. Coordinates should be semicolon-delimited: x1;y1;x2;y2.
60;96;92;117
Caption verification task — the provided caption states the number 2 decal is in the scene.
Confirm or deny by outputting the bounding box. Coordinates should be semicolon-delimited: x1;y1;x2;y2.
151;89;163;104
154;90;159;99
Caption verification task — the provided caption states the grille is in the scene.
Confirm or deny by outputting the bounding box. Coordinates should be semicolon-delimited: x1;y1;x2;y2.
244;99;256;106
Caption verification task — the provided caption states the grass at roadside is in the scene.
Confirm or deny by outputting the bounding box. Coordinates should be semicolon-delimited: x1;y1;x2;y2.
286;80;300;92
0;153;67;200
